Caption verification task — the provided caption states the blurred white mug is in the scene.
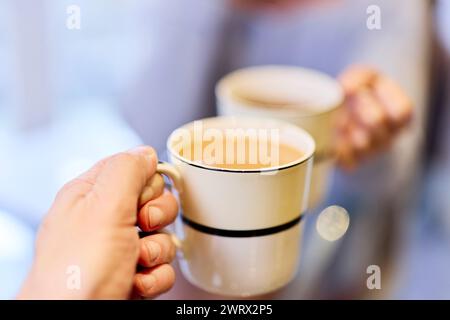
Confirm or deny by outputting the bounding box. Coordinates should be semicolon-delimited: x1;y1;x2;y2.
216;66;343;208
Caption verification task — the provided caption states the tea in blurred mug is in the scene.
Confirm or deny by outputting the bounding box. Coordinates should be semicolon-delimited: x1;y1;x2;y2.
216;66;343;208
157;116;315;296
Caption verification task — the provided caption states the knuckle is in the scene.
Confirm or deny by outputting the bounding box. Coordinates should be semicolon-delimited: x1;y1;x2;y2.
55;178;90;200
161;234;176;260
148;240;162;262
152;174;165;190
148;175;165;198
135;276;151;296
166;192;179;213
167;239;177;261
164;265;176;287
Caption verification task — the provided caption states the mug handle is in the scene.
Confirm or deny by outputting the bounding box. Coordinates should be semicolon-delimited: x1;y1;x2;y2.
154;161;184;251
156;161;183;194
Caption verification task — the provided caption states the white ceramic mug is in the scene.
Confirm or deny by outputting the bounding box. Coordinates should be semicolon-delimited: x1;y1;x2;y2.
156;116;315;297
216;66;343;208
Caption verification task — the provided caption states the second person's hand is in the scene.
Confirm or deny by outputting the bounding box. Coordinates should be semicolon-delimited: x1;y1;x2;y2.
335;65;413;169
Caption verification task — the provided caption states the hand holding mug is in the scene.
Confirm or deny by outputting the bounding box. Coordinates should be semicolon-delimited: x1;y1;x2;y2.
19;147;178;299
336;65;413;169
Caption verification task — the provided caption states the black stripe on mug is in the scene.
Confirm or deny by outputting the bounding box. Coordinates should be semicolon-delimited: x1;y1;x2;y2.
181;214;304;238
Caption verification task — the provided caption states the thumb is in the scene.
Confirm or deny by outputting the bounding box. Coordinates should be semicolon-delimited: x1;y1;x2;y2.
93;146;158;200
76;146;158;221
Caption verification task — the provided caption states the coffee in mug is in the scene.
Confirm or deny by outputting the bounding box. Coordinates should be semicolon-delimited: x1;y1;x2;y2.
177;134;304;170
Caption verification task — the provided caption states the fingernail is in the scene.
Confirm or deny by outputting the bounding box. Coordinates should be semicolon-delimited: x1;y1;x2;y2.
128;146;148;154
148;206;164;228
146;241;161;262
144;152;156;164
129;146;155;162
141;274;156;291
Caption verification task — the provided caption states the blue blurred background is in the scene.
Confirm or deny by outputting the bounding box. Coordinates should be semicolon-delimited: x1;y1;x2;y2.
1;0;450;299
